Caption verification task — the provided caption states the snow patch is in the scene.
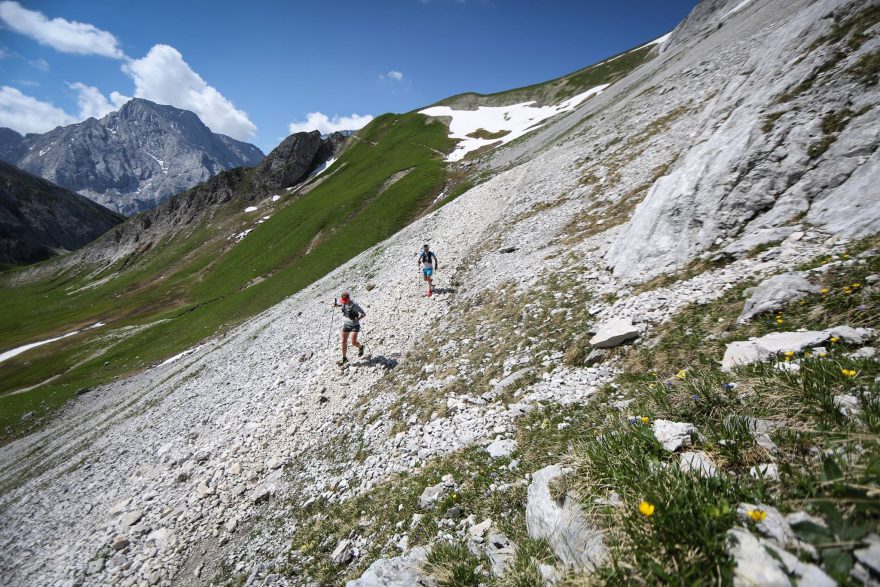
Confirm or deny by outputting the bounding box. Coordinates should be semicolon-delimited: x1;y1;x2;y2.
420;85;609;162
159;345;204;367
309;158;337;178
722;0;754;18
244;206;258;213
271;195;281;202
0;322;106;364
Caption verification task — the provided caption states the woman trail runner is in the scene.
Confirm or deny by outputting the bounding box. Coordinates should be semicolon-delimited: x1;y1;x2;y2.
418;244;439;297
332;292;365;365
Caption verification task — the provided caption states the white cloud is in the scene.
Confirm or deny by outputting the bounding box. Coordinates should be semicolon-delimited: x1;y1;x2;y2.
0;47;8;59
28;57;49;71
122;44;256;141
0;85;75;134
68;82;129;120
0;1;124;59
387;70;404;81
288;112;373;135
0;83;131;135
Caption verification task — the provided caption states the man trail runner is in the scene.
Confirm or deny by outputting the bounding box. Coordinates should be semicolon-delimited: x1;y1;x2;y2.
418;244;439;297
332;291;365;366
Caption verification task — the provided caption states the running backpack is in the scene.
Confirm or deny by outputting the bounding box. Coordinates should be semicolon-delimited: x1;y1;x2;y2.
419;251;435;264
342;303;359;320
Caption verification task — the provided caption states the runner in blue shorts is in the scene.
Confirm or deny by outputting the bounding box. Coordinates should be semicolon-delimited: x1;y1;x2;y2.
418;244;439;297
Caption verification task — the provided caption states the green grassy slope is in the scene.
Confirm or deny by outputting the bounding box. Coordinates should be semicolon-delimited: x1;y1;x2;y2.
435;42;658;109
0;113;454;441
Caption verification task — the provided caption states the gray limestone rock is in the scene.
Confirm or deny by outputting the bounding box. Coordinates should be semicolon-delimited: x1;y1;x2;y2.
525;464;605;571
737;272;820;324
345;546;436;587
418;482;447;510
485;533;517;577
652;419;697;452
727;528;790;587
854;543;880;575
331;539;354;565
678;451;718;477
589;318;639;348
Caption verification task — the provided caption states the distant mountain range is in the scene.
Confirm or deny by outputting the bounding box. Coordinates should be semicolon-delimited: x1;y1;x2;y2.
0;161;125;266
0;99;265;215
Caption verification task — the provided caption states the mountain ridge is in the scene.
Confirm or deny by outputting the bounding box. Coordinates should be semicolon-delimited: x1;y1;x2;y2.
0;98;265;215
0;161;125;266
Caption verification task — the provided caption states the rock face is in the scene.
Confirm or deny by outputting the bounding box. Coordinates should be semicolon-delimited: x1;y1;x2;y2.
0;99;265;215
737;272;820;323
0;161;124;265
525;465;605;571
604;0;880;279
254;131;346;191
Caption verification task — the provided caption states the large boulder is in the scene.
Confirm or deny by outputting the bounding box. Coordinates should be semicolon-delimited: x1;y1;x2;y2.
525;465;605;571
737;272;820;324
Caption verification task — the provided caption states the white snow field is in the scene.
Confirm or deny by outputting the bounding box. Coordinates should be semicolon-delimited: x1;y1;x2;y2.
0;322;105;364
420;84;608;162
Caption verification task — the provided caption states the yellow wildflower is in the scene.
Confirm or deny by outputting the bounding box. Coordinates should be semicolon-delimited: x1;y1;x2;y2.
776;318;784;324
819;352;828;358
639;501;655;517
852;283;861;288
640;416;650;424
820;288;829;294
842;369;857;378
748;509;767;522
675;369;687;380
830;337;838;344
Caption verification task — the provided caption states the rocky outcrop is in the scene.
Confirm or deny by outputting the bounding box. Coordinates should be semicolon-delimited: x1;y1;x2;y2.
604;0;880;280
255;131;347;191
0;99;265;215
0;161;124;265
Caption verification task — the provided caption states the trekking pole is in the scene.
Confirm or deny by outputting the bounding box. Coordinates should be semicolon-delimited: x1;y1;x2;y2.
326;298;336;349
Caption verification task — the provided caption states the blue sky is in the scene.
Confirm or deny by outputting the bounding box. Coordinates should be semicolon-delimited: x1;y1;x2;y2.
0;0;697;153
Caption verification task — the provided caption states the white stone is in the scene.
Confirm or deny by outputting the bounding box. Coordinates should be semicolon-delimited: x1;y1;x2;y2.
346;547;435;586
418;482;447;510
652;419;697;452
854;542;880;575
678;451;717;477
486;439;517;459
727;528;790;587
589;318;639;348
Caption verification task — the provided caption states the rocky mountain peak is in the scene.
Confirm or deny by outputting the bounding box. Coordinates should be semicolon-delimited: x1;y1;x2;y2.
0;99;264;215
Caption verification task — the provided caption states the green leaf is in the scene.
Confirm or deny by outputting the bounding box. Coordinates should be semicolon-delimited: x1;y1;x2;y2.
821;548;854;579
791;521;834;545
822;456;844;481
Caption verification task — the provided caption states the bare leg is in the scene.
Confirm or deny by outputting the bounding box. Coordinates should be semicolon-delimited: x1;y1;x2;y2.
341;331;350;358
351;331;362;350
428;276;433;295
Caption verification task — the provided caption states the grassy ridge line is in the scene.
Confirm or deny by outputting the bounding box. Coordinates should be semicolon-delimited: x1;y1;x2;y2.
0;113;454;442
435;43;656;109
